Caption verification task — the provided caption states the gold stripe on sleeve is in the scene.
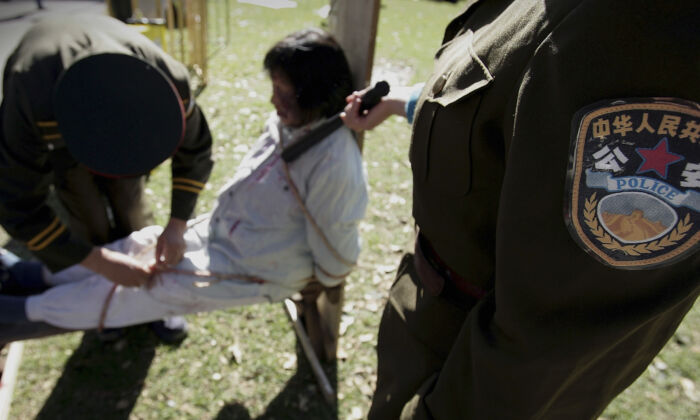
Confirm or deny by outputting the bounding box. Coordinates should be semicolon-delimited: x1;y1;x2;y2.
27;217;67;251
173;185;203;194
172;178;206;188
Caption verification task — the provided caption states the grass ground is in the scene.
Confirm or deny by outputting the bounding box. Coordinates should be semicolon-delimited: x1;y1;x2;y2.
2;1;698;419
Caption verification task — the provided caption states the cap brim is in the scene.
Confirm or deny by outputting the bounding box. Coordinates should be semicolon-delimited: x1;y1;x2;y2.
54;53;185;176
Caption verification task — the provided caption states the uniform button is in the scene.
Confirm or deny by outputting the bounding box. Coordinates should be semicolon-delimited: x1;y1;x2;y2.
432;73;449;96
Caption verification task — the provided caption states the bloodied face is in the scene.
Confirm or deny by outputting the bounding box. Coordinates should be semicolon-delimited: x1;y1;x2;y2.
270;71;307;128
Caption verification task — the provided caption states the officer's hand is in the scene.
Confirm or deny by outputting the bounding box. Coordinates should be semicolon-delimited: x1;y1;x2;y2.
155;217;188;266
80;246;153;288
340;89;406;132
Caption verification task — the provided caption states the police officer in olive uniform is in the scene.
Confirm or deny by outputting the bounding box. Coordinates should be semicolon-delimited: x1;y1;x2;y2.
342;0;699;418
0;15;213;340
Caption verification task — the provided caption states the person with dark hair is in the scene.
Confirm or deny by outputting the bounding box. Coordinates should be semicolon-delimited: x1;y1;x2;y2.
0;28;367;339
0;15;214;342
342;0;699;418
264;28;354;125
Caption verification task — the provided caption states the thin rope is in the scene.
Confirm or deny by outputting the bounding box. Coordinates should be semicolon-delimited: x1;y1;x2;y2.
280;159;355;269
97;158;358;331
97;264;267;332
98;284;117;332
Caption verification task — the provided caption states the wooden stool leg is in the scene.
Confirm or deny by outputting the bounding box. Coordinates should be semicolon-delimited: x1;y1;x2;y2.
299;290;325;360
283;299;335;405
287;281;344;405
315;284;344;362
298;283;344;363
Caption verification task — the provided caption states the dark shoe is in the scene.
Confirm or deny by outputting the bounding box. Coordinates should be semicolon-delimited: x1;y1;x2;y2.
149;316;188;344
97;327;127;343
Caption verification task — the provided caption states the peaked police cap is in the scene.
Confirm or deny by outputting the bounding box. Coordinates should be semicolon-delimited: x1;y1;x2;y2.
54;53;185;176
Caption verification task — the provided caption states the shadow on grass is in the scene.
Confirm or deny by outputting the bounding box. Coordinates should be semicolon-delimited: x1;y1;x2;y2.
215;340;339;420
34;326;162;420
1;239;338;419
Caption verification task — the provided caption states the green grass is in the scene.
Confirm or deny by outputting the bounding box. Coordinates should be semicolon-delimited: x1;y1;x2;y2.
3;0;699;419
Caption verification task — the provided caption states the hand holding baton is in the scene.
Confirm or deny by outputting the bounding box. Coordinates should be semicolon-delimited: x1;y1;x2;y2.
281;81;390;163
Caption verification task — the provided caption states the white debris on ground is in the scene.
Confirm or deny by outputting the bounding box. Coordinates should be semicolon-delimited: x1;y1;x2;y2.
371;57;415;91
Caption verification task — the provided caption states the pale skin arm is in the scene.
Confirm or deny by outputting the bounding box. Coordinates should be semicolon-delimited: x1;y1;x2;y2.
155;217;188;266
79;217;187;288
80;246;153;288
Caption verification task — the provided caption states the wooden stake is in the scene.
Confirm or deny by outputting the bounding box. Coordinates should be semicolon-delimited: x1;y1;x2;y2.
0;342;24;420
283;299;336;405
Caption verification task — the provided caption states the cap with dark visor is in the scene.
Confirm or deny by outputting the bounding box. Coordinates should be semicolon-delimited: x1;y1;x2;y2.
54;53;185;176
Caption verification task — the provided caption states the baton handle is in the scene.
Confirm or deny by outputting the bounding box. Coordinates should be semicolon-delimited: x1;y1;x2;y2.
359;80;390;113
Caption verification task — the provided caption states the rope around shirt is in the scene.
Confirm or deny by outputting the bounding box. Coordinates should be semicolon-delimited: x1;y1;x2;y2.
97;159;356;331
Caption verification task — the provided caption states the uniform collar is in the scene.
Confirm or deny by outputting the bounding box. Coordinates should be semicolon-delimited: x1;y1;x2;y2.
443;0;483;43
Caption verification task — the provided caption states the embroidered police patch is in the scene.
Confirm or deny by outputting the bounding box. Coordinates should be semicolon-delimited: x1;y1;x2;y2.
566;98;700;269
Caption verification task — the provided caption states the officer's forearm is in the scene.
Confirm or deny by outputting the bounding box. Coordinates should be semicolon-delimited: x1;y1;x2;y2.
80;246;152;287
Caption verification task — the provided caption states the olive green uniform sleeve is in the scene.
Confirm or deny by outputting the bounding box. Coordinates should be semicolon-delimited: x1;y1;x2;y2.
0;75;93;271
169;100;213;220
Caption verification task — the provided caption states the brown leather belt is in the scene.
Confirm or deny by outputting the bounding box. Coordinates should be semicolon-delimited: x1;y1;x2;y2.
414;233;486;301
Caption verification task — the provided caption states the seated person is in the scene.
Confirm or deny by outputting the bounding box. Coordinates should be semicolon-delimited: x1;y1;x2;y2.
0;28;367;339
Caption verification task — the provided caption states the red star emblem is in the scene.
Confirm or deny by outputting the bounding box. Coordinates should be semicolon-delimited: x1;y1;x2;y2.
635;138;684;179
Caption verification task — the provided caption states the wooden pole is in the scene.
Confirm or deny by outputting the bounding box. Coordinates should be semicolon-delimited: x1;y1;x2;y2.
327;0;381;92
166;0;176;55
178;0;186;64
0;342;24;420
199;0;208;85
327;0;381;150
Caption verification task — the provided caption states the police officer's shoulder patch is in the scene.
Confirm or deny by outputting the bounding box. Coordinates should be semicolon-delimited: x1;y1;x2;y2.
565;97;700;269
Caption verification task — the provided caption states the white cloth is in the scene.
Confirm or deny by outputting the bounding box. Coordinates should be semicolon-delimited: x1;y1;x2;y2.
26;114;368;329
